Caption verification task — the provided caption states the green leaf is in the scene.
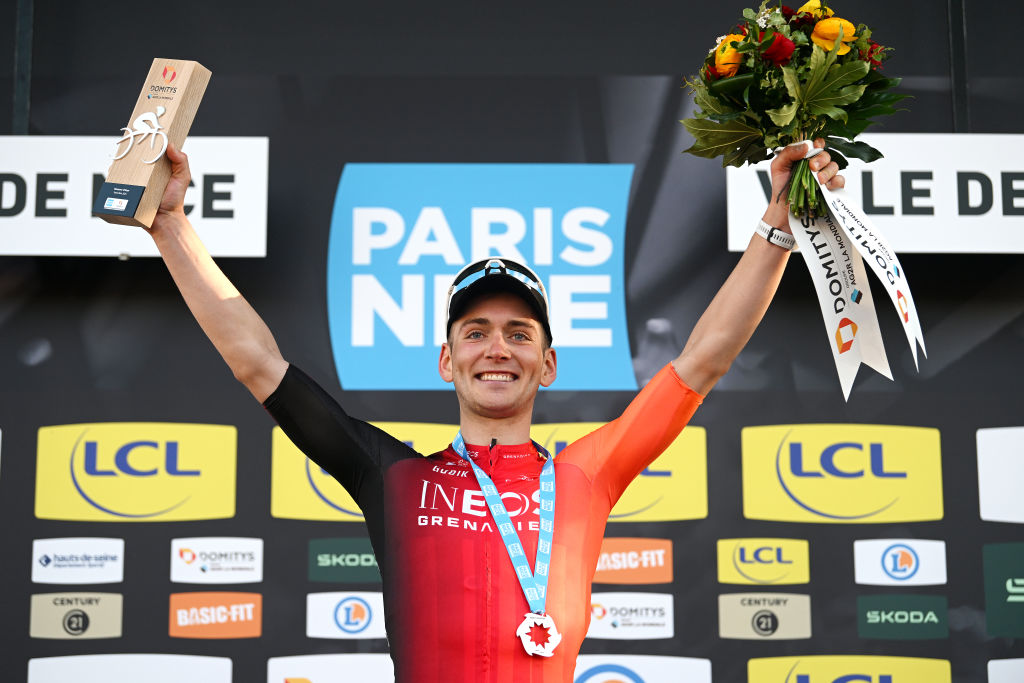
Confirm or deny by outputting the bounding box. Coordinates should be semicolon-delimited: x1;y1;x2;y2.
780;65;802;101
709;73;756;97
681;118;763;159
824;136;884;163
767;101;799;127
808;83;867;118
693;81;738;118
825;148;850;170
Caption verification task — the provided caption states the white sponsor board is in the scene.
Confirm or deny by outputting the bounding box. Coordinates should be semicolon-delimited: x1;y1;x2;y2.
28;654;231;683
587;592;673;639
977;427;1024;523
32;538;124;584
306;591;387;639
989;658;1024;683
854;539;947;586
727;133;1024;253
574;655;712;683
267;653;395;682
0;136;267;257
170;537;263;583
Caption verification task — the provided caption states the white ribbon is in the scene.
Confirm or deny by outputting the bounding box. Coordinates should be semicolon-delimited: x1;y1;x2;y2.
785;141;925;399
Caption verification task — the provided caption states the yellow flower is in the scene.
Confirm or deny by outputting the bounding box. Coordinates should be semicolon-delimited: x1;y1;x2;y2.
811;17;856;54
714;33;745;77
797;0;834;18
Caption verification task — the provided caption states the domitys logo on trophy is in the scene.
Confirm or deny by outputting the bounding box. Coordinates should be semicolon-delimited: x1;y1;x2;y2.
93;58;211;228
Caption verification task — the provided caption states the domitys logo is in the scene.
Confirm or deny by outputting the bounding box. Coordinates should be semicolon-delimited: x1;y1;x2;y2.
835;317;858;354
162;64;177;84
180;548;197;564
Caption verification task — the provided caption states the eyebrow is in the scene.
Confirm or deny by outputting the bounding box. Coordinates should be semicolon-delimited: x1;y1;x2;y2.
460;317;537;331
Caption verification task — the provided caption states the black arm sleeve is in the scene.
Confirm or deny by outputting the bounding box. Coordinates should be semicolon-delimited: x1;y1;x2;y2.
262;364;419;541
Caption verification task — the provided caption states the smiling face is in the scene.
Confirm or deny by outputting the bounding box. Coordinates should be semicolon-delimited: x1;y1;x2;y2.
439;292;557;423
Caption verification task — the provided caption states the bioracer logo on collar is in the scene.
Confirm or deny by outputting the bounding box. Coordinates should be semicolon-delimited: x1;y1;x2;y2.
327;163;636;390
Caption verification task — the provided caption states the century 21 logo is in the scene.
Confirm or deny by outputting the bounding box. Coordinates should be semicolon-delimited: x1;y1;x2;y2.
35;423;236;521
742;425;943;523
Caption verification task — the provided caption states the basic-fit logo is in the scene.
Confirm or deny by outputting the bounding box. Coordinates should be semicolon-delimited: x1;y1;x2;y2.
983;542;1024;637
835;317;858;353
309;538;381;583
742;424;943;523
747;655;951;682
327;163;636;390
857;595;948;640
29;593;123;639
35;423;236;522
593;538;673;584
169;592;262;638
306;591;387;639
716;538;809;585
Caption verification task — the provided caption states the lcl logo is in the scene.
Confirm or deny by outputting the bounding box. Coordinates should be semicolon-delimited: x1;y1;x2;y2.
36;423;236;522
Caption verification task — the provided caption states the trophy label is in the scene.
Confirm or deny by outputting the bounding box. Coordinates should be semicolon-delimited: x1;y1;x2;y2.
93;58;211;228
92;182;145;217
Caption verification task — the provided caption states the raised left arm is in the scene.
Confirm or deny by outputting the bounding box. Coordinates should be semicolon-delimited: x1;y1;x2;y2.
671;139;844;395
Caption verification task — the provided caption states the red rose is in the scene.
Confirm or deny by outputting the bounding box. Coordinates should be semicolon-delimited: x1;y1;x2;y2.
861;40;885;68
760;32;796;66
780;5;797;20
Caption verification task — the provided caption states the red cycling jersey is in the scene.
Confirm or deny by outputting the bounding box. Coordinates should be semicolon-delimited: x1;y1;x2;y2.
264;363;702;682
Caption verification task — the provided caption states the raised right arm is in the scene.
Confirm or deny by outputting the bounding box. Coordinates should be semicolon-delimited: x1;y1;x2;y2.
147;143;287;402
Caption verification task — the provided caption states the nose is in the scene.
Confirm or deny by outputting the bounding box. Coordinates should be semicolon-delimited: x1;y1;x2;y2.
485;334;512;360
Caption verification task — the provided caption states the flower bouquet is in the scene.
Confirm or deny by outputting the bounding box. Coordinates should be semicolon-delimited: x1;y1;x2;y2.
681;1;925;399
681;0;906;217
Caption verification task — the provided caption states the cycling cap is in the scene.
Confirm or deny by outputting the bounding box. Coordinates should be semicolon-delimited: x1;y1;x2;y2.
445;258;552;344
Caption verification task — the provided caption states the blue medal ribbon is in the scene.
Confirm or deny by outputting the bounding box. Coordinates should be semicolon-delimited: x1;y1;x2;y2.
452;432;554;615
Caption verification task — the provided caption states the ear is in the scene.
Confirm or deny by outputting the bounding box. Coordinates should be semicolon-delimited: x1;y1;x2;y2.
438;342;454;383
539;347;557;387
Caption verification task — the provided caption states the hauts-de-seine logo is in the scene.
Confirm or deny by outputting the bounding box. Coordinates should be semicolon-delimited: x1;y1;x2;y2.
35;423;236;522
327;163;636;391
742;424;943;523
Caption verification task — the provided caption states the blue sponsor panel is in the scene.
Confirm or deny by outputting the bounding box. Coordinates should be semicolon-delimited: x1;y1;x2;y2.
327;163;636;390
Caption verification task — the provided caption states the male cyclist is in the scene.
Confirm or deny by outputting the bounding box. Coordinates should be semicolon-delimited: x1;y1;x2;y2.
147;139;842;682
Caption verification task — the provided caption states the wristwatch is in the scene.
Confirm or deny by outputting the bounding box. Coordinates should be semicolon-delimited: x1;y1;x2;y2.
755;219;796;251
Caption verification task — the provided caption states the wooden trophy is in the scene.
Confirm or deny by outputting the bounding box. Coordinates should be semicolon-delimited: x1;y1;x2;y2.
93;58;211;227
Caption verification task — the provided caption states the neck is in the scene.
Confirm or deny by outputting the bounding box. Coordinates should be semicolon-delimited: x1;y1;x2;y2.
458;411;533;447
